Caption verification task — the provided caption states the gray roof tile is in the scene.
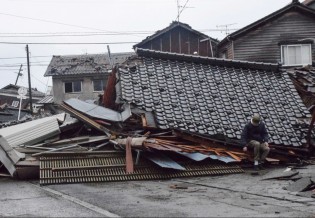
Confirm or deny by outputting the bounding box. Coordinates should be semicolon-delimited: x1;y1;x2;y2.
45;52;134;77
119;48;311;147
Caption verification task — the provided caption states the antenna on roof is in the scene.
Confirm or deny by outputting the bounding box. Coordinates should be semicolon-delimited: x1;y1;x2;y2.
176;0;193;22
216;23;237;36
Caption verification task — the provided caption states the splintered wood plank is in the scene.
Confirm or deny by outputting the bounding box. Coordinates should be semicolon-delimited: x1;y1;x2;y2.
225;151;242;162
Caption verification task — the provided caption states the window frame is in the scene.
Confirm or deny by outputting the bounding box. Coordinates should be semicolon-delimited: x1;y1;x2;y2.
281;44;312;67
64;81;82;93
92;79;105;92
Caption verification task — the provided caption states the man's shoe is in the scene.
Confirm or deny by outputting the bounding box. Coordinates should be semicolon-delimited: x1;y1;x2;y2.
253;165;259;171
258;164;266;170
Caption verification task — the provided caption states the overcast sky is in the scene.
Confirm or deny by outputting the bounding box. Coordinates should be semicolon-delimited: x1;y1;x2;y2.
0;0;292;93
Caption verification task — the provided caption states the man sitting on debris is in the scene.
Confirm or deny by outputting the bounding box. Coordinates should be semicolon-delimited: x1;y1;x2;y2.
241;114;270;170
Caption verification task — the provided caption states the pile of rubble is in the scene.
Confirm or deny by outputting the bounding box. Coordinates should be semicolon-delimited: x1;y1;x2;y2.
0;98;313;185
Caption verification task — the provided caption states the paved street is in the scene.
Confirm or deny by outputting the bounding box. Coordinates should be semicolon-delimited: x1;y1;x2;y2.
0;165;315;217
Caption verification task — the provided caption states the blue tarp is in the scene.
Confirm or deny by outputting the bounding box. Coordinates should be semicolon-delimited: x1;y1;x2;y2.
176;152;237;163
144;152;186;171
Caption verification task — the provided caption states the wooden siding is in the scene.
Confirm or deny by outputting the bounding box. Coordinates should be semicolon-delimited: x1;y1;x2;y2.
138;26;217;57
232;12;315;64
218;42;234;59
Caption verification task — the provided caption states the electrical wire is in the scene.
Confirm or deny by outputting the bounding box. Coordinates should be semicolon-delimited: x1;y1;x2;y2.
0;12;121;33
0;29;237;38
0;55;52;60
0;42;138;45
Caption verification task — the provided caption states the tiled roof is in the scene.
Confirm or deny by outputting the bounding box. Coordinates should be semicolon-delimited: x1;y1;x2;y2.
287;66;315;109
0;107;29;124
0;84;45;98
133;21;219;49
44;52;135;77
118;48;311;147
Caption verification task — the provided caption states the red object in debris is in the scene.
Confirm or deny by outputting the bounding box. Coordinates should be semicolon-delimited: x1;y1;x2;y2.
126;137;134;174
103;69;117;109
94;119;111;126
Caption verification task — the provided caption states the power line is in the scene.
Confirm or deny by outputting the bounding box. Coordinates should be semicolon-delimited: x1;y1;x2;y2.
0;31;153;35
0;28;238;36
0;41;138;45
0;32;154;37
0;61;50;67
0;12;120;33
0;55;52;60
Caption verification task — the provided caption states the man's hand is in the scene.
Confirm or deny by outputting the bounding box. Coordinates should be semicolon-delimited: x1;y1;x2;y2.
243;146;248;152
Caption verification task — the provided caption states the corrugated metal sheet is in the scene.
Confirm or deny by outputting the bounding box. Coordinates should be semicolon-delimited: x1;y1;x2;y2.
177;152;239;163
144;152;186;170
64;98;131;122
37;96;54;104
0;116;61;148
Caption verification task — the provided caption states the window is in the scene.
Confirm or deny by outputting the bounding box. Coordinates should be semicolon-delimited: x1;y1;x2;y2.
281;44;312;66
64;81;82;93
93;79;105;92
12;101;19;107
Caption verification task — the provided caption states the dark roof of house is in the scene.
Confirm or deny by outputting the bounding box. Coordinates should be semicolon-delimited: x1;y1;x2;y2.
219;0;315;46
0;84;45;98
0;107;30;124
133;21;219;49
44;52;135;77
118;48;311;147
287;66;315;108
303;0;315;5
0;95;30;109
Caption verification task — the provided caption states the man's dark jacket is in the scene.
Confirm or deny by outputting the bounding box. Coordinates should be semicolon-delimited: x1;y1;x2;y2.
241;121;268;146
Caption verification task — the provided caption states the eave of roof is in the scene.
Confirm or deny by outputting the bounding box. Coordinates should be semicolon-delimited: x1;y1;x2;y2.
219;1;315;46
303;0;315;5
136;48;280;72
134;21;219;49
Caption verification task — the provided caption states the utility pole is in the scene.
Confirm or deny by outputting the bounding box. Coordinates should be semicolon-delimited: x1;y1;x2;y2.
107;45;113;68
14;64;23;85
26;45;33;115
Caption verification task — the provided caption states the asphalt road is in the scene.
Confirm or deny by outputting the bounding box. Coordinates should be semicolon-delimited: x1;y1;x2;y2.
1;165;315;217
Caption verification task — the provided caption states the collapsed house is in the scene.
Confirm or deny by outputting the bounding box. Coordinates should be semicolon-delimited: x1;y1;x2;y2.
0;48;314;185
114;48;312;150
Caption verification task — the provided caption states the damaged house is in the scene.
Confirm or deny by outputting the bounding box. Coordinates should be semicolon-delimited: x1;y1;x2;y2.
1;48;314;184
0;84;45;109
134;21;219;57
218;0;315;67
44;52;134;105
113;48;312;152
